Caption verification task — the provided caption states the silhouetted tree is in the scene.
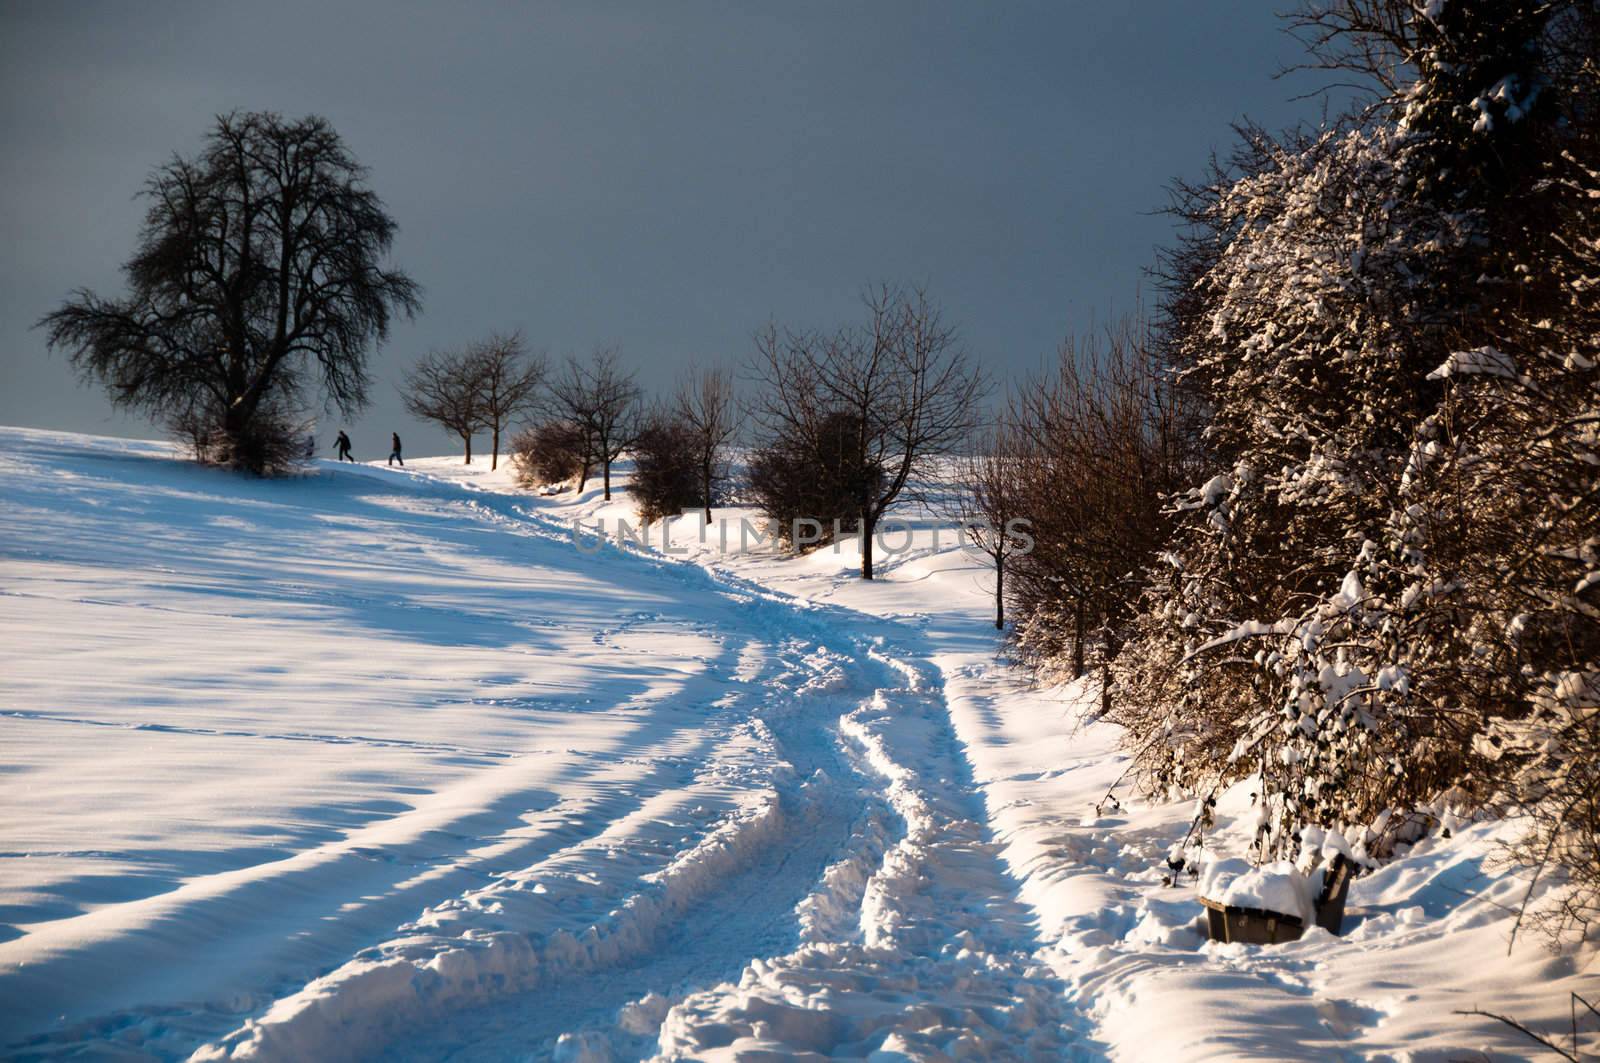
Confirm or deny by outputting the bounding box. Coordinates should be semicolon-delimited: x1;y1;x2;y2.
402;348;485;463
543;348;640;499
675;365;739;523
40;111;419;474
472;332;545;470
751;286;985;579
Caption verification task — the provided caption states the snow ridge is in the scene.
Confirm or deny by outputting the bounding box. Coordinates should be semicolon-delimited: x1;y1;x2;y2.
651;642;1085;1060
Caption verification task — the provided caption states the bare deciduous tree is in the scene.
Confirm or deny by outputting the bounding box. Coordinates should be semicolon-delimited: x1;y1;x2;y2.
471;331;545;470
543;347;641;499
401;349;485;464
675;365;739;524
1007;318;1200;701
955;419;1032;630
751;286;985;580
39;111;420;474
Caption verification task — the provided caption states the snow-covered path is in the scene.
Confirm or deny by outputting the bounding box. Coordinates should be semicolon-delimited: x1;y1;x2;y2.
649;642;1081;1060
0;430;1082;1060
389;629;1081;1060
6;431;1592;1061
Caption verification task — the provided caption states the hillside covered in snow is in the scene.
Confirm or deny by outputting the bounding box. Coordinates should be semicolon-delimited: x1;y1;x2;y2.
0;428;1591;1061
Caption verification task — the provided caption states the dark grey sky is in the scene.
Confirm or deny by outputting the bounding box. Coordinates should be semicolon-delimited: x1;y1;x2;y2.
1;1;1329;455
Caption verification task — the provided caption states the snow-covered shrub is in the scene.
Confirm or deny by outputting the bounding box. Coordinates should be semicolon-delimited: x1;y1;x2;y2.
1113;0;1600;921
1114;124;1484;856
1412;188;1600;944
1488;678;1600;945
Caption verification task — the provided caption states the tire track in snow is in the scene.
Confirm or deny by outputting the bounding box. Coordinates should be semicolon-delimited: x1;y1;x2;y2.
647;638;1087;1060
5;711;738;1060
0;709;523;760
382;648;900;1061
337;480;1092;1059
187;637;889;1063
3;469;801;1059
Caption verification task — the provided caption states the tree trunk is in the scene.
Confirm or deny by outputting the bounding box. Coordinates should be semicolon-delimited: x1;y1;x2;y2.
463;433;473;465
575;459;589;496
994;555;1004;630
861;511;875;580
491;424;500;470
1098;627;1122;717
1073;596;1086;678
223;398;252;438
222;400;261;474
702;458;713;525
603;459;612;501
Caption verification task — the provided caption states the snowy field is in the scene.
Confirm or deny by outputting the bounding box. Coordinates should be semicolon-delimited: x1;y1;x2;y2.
0;427;1592;1061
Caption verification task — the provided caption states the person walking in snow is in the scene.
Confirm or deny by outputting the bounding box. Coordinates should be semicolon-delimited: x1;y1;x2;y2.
334;430;355;462
388;432;404;467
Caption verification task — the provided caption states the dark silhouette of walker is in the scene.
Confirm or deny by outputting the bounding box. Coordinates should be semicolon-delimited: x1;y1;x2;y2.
334;431;355;462
388;433;404;467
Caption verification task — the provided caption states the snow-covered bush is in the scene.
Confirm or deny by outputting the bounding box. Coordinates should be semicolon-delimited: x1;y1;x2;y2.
1112;0;1600;932
1114;123;1484;853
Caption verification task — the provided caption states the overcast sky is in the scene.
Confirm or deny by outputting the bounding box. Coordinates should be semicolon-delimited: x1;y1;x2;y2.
1;1;1332;456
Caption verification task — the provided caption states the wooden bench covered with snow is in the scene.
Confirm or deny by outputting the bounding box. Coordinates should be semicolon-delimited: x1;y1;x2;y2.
1199;853;1355;945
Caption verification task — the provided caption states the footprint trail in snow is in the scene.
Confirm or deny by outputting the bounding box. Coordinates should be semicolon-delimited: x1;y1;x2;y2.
0;431;1083;1061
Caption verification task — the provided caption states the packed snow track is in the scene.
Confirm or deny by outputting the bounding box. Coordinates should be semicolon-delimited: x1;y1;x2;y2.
0;430;1083;1061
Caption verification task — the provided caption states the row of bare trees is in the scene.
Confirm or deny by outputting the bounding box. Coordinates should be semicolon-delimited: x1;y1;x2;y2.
403;338;714;509
472;286;985;583
509;355;738;512
955;318;1200;692
400;332;543;469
